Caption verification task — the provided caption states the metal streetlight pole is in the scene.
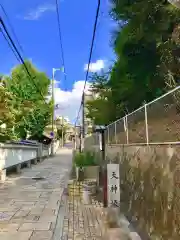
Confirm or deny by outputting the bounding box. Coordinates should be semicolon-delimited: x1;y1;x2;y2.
61;117;64;147
51;68;61;155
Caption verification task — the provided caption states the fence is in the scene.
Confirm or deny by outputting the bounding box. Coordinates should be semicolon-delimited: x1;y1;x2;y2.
84;85;180;148
106;85;180;145
83;86;180;239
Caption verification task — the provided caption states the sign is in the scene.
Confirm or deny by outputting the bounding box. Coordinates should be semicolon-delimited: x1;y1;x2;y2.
50;132;54;138
107;164;120;207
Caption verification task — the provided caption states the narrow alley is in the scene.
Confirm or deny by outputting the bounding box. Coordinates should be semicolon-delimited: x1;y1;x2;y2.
0;149;113;240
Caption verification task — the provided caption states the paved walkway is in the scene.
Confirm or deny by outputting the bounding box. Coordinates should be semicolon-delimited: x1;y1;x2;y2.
61;181;104;240
0;148;72;240
0;148;141;240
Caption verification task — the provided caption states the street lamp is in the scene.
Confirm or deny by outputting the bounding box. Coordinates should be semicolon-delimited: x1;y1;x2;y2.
51;68;62;155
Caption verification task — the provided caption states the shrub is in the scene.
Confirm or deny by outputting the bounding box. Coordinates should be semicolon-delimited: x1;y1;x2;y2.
74;151;97;167
74;152;85;168
84;151;97;166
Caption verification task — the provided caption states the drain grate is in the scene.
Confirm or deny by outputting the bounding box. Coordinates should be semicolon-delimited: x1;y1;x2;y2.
32;177;46;181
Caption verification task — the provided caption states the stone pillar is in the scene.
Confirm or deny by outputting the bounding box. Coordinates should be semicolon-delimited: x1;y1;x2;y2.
37;143;43;162
27;161;31;168
16;164;21;174
33;159;38;165
0;169;6;183
0;148;7;183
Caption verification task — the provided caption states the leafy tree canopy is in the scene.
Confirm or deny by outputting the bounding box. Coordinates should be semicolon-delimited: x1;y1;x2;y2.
0;61;52;141
86;0;180;125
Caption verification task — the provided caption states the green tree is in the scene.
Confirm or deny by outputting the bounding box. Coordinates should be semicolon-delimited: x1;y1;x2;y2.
0;84;17;141
86;1;180;125
85;72;116;125
3;60;52;140
57;127;67;140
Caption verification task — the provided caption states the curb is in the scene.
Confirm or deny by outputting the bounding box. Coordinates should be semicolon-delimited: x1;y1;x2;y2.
119;214;142;240
51;190;67;240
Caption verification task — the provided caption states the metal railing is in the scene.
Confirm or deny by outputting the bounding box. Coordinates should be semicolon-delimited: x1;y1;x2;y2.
85;85;180;146
106;85;180;145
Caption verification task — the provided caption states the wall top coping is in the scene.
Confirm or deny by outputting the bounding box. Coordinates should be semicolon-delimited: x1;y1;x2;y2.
0;142;39;150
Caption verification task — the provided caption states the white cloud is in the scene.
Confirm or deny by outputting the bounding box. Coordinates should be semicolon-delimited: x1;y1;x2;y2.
53;81;91;123
84;59;105;73
22;4;56;21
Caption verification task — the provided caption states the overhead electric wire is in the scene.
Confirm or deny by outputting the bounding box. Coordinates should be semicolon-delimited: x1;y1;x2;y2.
0;3;24;54
74;0;101;126
55;0;67;90
0;26;21;63
0;26;43;104
0;17;46;103
0;27;35;105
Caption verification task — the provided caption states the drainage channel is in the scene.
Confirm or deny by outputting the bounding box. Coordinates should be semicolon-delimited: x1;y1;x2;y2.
31;177;46;181
51;189;67;240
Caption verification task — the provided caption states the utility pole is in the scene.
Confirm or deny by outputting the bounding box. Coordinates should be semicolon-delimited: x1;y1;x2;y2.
82;92;85;151
51;69;55;156
74;126;76;150
51;68;61;155
61;116;64;147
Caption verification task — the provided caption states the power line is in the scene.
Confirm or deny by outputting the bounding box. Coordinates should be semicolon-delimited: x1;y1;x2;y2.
55;0;67;90
75;0;101;126
0;26;21;63
0;30;35;101
0;3;24;54
75;103;82;126
0;4;48;104
0;27;39;99
82;0;101;93
1;27;43;102
0;17;46;103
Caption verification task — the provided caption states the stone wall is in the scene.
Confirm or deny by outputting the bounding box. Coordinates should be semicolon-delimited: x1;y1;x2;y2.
106;144;180;239
0;143;39;170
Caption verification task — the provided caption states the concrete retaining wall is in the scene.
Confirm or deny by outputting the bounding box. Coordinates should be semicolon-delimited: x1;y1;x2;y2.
106;144;180;239
0;142;54;182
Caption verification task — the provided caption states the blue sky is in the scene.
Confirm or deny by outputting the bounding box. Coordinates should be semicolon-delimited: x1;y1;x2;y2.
0;0;115;122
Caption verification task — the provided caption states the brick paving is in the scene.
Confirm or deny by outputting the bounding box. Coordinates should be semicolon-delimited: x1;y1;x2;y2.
0;148;72;240
61;180;105;240
60;181;142;240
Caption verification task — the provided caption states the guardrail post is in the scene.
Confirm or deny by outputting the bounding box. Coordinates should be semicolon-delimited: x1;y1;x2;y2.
126;115;129;144
124;116;129;144
144;104;149;145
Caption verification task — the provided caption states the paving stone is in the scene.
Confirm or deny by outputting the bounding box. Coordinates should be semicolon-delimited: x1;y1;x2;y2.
0;212;14;222
30;230;53;240
0;149;72;239
39;215;57;222
61;181;104;239
0;231;33;240
24;215;40;222
41;208;55;215
0;223;20;232
9;218;24;224
49;222;56;231
13;210;29;218
19;221;51;231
